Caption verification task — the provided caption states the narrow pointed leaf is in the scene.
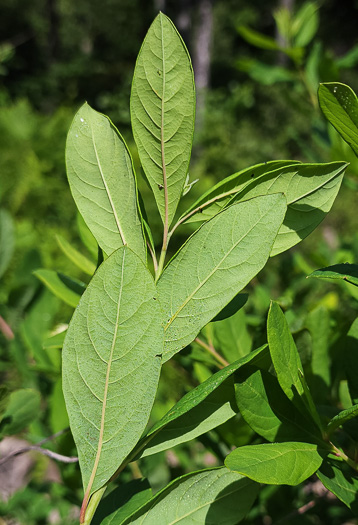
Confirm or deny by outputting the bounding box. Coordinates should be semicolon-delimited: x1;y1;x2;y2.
158;194;287;362
0;389;41;437
225;442;323;486
43;329;67;350
327;404;358;435
317;457;358;512
308;263;358;287
62;246;163;497
121;468;259;525
130;13;195;225
66;103;146;260
33;269;85;308
318;82;358;157
138;345;268;458
56;235;96;275
0;209;14;279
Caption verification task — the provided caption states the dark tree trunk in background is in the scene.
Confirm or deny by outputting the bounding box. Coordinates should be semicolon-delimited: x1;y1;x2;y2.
276;0;295;65
192;0;213;132
176;0;193;47
46;0;60;64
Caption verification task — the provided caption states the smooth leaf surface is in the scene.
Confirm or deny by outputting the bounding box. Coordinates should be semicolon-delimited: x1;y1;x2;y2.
318;82;358;157
212;293;248;322
327;404;358;435
66;103;146;260
234;366;323;444
305;305;331;402
214;308;252;362
0;389;41;436
158;194;287;362
62;246;163;496
0;209;14;279
138;345;269;458
131;13;195;226
57;235;96;275
317;458;358;512
43;330;67;350
308;263;358;287
345;318;358;404
121;468;259;525
33;269;85;308
225;442;323;486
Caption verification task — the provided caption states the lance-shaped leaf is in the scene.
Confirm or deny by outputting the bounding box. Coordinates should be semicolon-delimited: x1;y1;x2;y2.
121;468;259;525
326;404;358;436
318;82;358;157
130;13;195;226
56;235;96;276
158;194;286;362
0;209;14;279
66;103;146;260
138;345;269;458
62;246;163;504
317;457;358;512
33;269;85;308
308;263;358;287
0;389;41;437
225;442;323;486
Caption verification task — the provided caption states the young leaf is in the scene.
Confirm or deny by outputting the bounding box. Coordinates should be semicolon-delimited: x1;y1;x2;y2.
33;269;85;308
138;345;269;458
326;404;358;435
131;12;195;226
62;246;163;506
66;103;146;260
318;82;358;157
56;235;96;276
158;193;287;362
0;209;14;279
234;366;323;444
0;389;41;436
317;458;358;512
121;468;259;525
225;442;323;486
308;263;358;287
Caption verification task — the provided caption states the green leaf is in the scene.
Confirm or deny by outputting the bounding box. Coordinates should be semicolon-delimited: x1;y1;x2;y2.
0;209;14;279
33;269;85;308
234;366;323;444
345;318;358;404
158;194;287;362
225;442;323;486
327;404;358;435
43;329;67;350
0;389;41;436
237;25;281;51
66;103;146;260
62;246;163;498
214;308;252;362
77;212;98;259
308;263;358;287
212;293;248;322
131;12;195;226
56;235;96;276
292;2;319;47
318;83;358;157
121;467;259;525
305;305;331;402
317;457;358;512
93;479;152;525
49;378;69;434
138;345;269;458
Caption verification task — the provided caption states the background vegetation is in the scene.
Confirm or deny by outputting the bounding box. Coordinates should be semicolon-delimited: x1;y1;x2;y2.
1;0;358;523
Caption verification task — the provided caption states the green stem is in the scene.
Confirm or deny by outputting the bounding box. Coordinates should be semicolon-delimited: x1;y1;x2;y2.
82;486;107;525
330;443;358;472
155;247;167;282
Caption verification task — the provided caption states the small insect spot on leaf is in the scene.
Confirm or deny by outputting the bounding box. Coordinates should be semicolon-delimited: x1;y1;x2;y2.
157;70;161;76
251;173;255;178
199;207;203;213
153;297;157;300
158;184;164;191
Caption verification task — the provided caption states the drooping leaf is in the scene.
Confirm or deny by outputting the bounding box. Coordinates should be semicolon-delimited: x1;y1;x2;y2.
121;468;259;525
56;235;96;276
66;103;146;260
62;246;163;499
234;366;323;444
138;345;269;458
326;404;358;435
33;269;85;308
130;12;195;226
225;442;323;486
212;293;248;322
318;82;358;157
0;209;14;279
158;194;287;362
317;457;358;512
0;389;41;437
93;479;152;525
213;308;252;362
308;263;358;287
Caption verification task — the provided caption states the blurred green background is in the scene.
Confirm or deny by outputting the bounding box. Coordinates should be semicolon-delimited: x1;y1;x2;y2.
1;0;358;523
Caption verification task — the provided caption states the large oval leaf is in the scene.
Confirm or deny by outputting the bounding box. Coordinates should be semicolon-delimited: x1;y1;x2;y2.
131;13;195;226
62;246;163;501
66;103;146;260
158;193;287;362
122;467;259;525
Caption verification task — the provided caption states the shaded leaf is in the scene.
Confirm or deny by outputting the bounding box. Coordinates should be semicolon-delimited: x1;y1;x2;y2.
308;263;358;287
62;246;163;497
317;457;358;512
33;269;85;308
212;293;248;322
214;308;252;362
56;235;96;275
293;2;319;47
0;389;41;436
237;25;281;51
305;305;330;402
225;442;323;486
318;82;358;157
122;467;259;525
131;13;195;226
158;194;287;362
77;212;98;259
327;404;358;435
0;209;14;279
43;329;67;350
345;318;358;404
66;103;146;260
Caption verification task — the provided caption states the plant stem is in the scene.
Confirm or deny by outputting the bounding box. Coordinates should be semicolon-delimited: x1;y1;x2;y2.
195;337;229;368
330;442;358;471
82;486;107;525
147;241;158;273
